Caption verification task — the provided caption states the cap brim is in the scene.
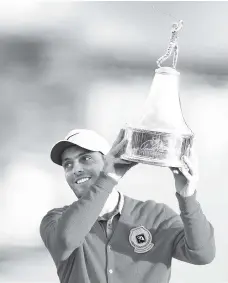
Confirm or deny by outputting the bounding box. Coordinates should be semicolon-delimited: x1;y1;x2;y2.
50;130;110;166
50;141;78;166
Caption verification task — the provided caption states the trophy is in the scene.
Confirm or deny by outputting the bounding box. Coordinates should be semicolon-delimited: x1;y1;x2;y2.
121;20;194;167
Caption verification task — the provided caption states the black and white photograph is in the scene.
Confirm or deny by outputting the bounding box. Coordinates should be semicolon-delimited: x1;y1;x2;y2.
0;1;227;283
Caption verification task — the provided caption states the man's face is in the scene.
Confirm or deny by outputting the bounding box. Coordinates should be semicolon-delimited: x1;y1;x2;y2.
61;145;105;198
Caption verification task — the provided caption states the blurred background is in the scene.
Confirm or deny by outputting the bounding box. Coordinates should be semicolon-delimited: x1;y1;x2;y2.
0;1;228;283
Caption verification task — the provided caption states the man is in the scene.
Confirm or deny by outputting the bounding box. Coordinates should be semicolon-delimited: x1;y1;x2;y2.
40;128;215;283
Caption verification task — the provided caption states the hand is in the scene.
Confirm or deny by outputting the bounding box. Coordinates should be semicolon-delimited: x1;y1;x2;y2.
170;147;199;197
102;129;137;182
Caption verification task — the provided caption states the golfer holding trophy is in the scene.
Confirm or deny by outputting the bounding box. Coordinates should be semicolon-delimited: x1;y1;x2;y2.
40;19;215;283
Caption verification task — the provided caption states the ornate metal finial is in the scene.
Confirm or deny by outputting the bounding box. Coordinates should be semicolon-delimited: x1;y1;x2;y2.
156;20;183;69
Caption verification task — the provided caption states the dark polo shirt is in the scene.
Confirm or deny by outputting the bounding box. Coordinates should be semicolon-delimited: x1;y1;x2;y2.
40;172;215;283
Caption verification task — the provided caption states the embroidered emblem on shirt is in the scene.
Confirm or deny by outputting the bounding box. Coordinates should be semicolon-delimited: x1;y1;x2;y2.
129;226;154;253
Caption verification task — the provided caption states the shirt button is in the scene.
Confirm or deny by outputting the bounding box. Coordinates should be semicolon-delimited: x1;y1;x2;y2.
109;269;113;274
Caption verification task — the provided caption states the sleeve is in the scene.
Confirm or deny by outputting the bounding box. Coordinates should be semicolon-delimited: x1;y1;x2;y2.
40;207;66;266
40;172;117;265
165;191;216;265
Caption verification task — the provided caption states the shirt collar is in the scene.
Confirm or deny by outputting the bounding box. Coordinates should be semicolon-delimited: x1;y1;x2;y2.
118;190;124;214
98;191;124;221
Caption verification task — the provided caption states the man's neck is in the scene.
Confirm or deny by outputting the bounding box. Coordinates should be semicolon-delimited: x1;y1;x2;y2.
99;188;120;218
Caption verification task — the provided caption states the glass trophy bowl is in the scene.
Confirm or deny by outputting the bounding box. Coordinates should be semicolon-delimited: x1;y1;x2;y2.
121;67;194;168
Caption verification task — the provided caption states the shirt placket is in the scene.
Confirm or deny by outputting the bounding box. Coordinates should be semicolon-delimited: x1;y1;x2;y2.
100;192;123;282
106;216;114;239
106;215;115;283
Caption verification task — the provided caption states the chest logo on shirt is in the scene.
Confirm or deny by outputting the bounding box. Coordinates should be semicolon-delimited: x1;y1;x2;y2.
129;226;154;253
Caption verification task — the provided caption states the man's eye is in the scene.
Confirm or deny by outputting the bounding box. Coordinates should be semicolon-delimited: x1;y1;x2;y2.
63;162;73;169
83;156;92;161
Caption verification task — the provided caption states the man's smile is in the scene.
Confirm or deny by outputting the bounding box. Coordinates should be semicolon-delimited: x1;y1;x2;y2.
75;177;91;184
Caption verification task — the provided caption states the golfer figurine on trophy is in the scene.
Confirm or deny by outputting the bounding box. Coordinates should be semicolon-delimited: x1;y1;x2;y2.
157;20;183;69
121;19;194;168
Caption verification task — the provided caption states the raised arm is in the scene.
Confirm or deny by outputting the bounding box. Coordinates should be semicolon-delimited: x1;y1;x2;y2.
171;192;215;264
168;148;215;264
40;129;137;264
40;172;117;264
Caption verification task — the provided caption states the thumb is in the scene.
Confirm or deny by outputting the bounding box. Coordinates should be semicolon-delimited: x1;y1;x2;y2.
170;167;180;175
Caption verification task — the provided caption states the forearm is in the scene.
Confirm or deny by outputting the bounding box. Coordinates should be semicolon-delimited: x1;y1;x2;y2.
174;191;215;264
56;172;117;249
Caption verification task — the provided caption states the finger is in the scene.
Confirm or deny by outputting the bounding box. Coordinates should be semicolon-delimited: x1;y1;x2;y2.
112;129;125;148
111;138;128;156
115;158;137;167
179;166;192;181
118;158;132;164
121;158;138;166
115;158;132;165
182;156;193;175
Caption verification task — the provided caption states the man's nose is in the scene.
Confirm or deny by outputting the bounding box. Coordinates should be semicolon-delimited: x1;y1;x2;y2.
73;162;84;175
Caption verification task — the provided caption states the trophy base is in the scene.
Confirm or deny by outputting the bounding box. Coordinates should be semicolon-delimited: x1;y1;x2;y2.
121;127;193;168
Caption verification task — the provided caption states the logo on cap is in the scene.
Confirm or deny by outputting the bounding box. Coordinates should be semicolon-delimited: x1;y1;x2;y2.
129;226;154;253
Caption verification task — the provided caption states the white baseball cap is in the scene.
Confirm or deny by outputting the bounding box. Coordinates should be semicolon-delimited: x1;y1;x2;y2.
50;129;111;166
